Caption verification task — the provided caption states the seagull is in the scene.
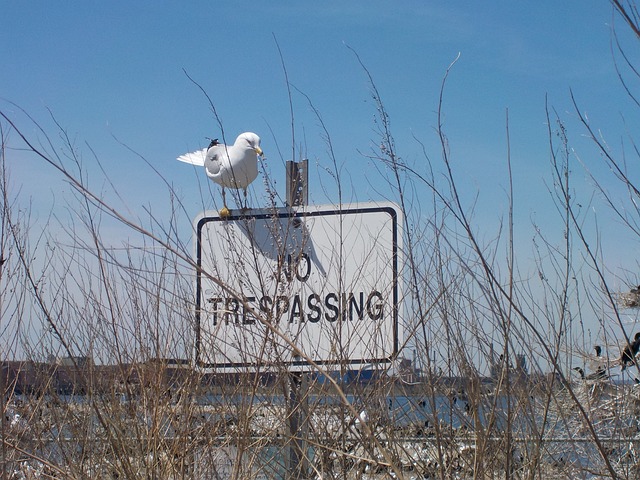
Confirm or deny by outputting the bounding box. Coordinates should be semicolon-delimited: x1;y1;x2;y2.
620;332;640;371
177;132;263;217
354;409;369;431
573;366;608;381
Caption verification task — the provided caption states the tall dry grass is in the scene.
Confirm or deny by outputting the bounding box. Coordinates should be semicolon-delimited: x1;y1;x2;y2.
2;3;640;478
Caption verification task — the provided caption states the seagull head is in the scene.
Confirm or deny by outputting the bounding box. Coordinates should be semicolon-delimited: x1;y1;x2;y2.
236;132;263;156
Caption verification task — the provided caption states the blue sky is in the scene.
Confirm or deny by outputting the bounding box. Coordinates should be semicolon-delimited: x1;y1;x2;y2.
2;2;639;362
1;3;624;197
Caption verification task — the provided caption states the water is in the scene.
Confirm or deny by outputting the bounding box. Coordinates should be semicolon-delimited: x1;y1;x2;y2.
8;386;640;479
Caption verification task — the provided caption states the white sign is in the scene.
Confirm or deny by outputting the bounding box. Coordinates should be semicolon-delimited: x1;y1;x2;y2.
194;202;402;369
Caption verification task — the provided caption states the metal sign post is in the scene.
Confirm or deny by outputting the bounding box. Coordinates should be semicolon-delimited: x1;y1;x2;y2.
286;159;308;207
287;160;309;479
288;360;309;479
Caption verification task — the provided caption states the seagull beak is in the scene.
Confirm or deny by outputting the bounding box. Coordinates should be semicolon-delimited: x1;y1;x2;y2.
255;146;263;156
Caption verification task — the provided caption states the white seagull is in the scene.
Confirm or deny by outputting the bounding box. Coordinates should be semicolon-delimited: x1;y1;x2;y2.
177;132;263;217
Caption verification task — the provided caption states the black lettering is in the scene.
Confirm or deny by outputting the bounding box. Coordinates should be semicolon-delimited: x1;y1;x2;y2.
207;297;222;325
290;294;304;323
348;292;364;320
243;297;256;324
296;253;311;282
258;296;274;323
282;254;293;282
206;291;383;326
225;298;240;324
259;295;272;313
275;296;289;321
279;253;312;283
307;294;321;323
366;291;384;320
325;293;339;322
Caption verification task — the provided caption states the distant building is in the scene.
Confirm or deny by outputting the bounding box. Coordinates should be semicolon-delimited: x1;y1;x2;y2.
397;357;418;383
515;354;527;374
489;351;528;380
58;356;92;368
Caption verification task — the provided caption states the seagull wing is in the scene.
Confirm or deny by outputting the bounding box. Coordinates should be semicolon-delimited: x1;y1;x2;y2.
204;145;224;178
176;148;207;166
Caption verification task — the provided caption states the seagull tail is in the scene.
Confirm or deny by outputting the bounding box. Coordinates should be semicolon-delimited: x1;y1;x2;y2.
176;149;207;166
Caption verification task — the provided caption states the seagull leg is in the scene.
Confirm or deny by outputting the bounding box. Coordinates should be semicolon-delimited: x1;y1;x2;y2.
241;188;250;213
219;187;231;218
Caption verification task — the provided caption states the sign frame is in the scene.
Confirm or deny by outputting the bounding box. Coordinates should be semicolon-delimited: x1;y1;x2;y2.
194;202;402;370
